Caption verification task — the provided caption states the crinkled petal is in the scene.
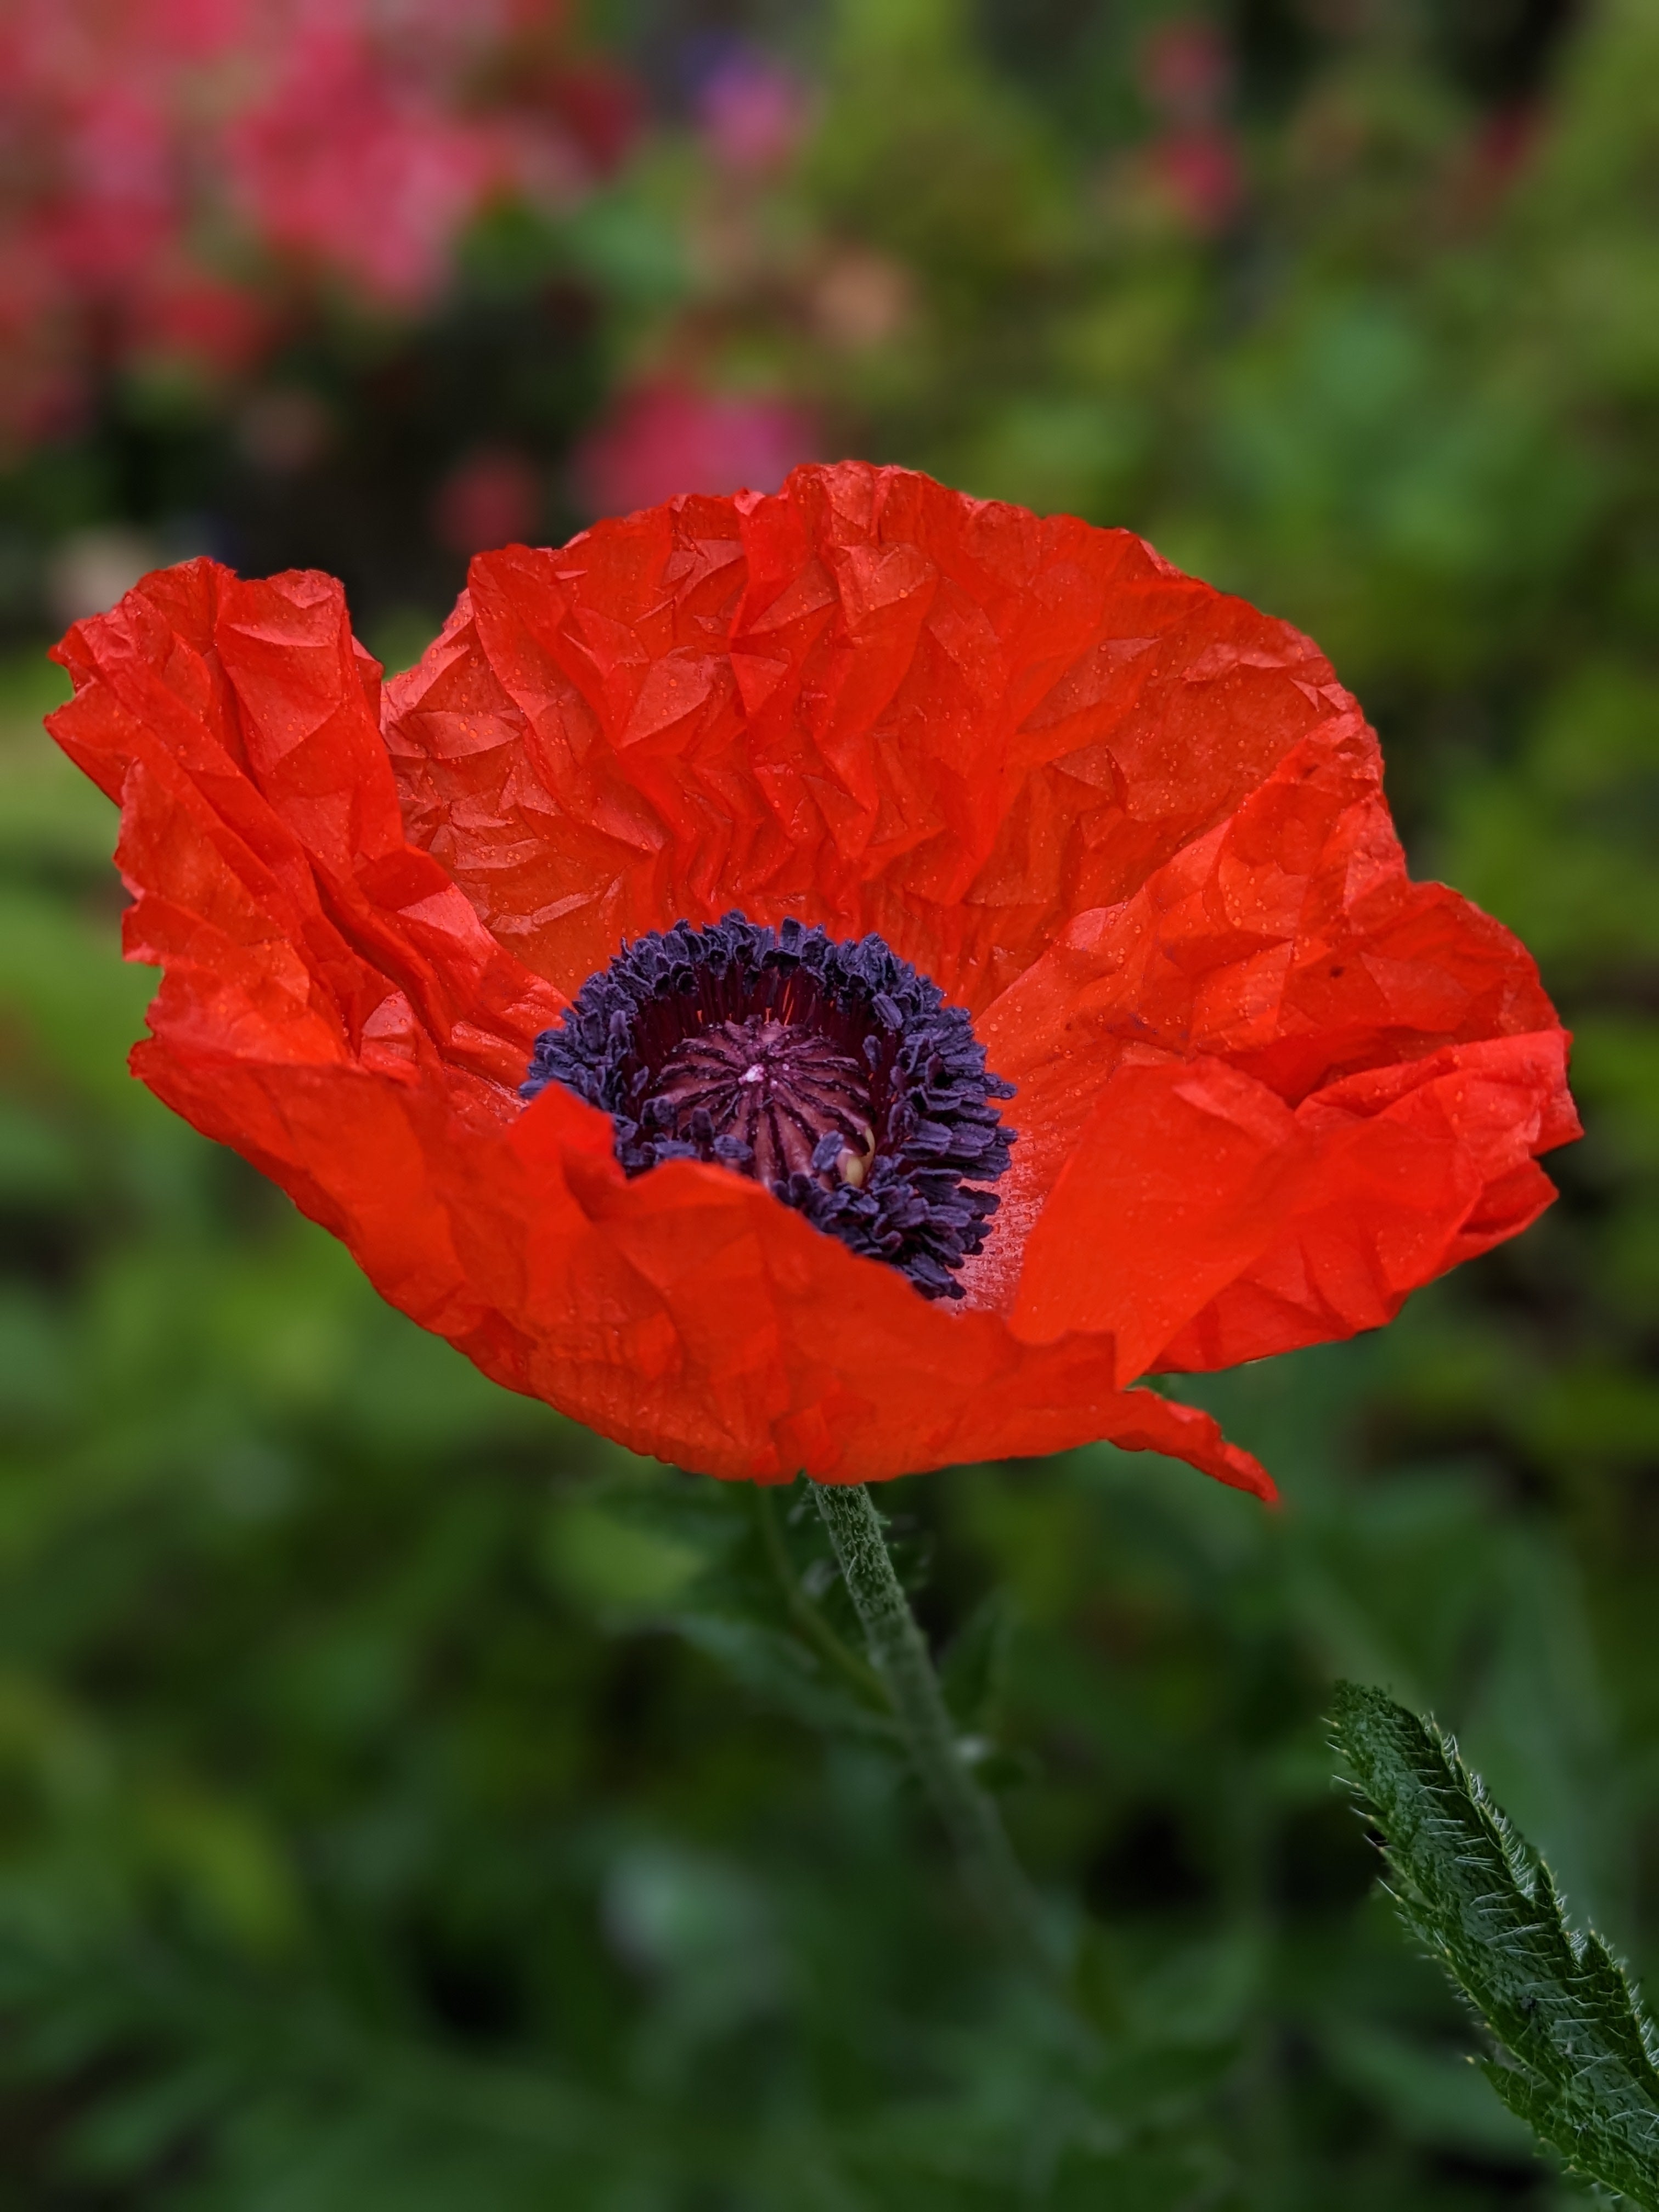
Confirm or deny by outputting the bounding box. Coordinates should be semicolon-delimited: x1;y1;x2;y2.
383;463;1351;1009
51;558;564;1087
47;554;1274;1497
492;1084;1273;1491
1008;1035;1570;1379
978;719;1577;1359
46;462;1577;1489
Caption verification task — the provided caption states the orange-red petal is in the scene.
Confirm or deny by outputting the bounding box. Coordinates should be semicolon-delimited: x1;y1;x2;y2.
382;464;1354;1010
1007;1034;1570;1379
975;716;1577;1358
47;551;1277;1496
43;466;1576;1491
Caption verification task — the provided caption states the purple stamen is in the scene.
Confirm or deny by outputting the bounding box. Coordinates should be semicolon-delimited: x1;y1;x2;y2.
520;913;1015;1299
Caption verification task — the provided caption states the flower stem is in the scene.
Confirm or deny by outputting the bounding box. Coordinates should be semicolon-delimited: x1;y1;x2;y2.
752;1485;890;1712
811;1480;1057;1975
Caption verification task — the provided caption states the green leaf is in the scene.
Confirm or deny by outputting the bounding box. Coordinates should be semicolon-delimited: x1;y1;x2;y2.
1332;1680;1659;2207
667;1610;900;1741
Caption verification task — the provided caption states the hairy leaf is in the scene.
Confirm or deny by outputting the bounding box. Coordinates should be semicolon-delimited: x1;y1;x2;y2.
1332;1680;1659;2207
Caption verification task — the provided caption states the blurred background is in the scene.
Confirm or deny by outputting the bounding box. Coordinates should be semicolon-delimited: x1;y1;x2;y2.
0;0;1655;2203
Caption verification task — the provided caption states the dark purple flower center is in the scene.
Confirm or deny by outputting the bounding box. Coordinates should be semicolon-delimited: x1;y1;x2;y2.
520;913;1015;1299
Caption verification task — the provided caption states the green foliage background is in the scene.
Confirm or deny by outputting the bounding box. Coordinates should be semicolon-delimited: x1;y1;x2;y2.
2;0;1656;2203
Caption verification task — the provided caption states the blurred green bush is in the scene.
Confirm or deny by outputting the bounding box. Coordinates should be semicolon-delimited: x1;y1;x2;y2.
2;1;1656;2204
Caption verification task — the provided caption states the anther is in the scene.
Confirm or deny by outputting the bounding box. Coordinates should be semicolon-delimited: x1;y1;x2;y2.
521;914;1015;1299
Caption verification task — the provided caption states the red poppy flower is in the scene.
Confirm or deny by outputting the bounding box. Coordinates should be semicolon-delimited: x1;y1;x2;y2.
47;464;1577;1498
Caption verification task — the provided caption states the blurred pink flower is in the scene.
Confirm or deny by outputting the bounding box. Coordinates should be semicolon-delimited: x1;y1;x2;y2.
126;266;270;375
573;379;821;516
0;0;637;443
1153;125;1245;235
223;26;507;304
695;50;811;175
44;83;179;287
433;447;545;552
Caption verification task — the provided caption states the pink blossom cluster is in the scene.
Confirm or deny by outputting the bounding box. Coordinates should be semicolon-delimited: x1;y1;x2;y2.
0;0;636;447
572;379;820;518
565;43;823;520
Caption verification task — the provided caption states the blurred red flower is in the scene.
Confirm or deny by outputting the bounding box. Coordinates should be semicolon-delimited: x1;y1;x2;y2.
48;465;1577;1492
518;57;642;177
1154;126;1245;235
574;379;820;516
433;447;545;554
126;266;272;377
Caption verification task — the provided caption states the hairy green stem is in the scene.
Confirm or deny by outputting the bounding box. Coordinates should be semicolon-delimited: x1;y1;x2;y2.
812;1480;1056;1972
752;1486;890;1712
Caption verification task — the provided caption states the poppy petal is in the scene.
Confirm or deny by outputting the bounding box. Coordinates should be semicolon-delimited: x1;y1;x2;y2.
46;465;1574;1495
976;712;1576;1352
49;555;1276;1498
1008;1032;1571;1379
495;1082;1275;1492
51;558;565;1087
382;464;1352;1008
